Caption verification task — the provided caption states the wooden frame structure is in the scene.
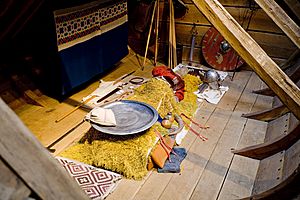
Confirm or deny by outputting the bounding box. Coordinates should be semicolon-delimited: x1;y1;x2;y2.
236;62;300;158
192;0;300;120
0;98;89;200
241;164;300;200
283;0;300;20
232;123;300;160
241;104;290;122
192;0;300;199
253;50;300;96
253;0;300;49
1;0;299;199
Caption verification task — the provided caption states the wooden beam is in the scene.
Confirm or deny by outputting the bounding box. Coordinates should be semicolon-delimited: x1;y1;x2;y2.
253;57;300;96
283;0;300;20
192;0;300;120
0;158;31;200
240;164;300;199
254;0;300;49
241;104;290;122
232;123;300;160
0;98;89;200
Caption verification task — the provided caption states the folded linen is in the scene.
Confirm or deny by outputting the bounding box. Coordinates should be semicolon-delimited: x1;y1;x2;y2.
195;85;229;104
85;107;117;126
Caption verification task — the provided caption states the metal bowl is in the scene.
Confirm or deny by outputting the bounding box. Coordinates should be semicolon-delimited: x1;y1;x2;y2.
203;70;220;83
91;100;158;135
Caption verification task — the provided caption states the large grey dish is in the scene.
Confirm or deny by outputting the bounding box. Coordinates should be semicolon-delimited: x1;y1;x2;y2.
91;100;158;135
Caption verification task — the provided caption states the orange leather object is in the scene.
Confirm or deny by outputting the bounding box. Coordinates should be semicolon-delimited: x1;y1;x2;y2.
150;136;175;168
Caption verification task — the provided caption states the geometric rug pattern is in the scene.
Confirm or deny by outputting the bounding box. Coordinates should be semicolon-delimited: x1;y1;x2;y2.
56;157;122;200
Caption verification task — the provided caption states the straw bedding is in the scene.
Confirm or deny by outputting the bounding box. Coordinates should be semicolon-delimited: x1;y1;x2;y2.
60;74;201;179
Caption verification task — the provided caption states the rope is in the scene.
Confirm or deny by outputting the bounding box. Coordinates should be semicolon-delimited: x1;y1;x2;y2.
180;113;209;141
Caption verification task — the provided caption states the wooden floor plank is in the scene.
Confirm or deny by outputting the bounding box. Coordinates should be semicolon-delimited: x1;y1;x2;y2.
14;52;154;147
129;71;251;200
158;108;233;200
217;71;253;111
248;114;300;198
131;103;215;200
218;75;273;199
103;55;166;200
155;71;252;200
190;112;249;200
217;119;268;199
190;72;262;200
51;121;91;156
106;173;152;200
10;49;279;200
108;101;215;200
112;91;217;200
132;172;174;200
15;83;98;146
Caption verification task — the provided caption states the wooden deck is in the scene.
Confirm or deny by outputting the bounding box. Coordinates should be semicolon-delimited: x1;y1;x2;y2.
12;52;274;200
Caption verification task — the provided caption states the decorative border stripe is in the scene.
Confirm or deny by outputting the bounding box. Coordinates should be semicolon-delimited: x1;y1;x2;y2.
54;0;127;51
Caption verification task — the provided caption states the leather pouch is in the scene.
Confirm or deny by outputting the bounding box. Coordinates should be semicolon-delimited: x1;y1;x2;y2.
150;136;175;168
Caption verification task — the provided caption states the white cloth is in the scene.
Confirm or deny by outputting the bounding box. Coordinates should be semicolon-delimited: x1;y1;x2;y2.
85;107;117;126
173;64;189;77
82;80;123;107
215;70;228;81
195;85;229;104
175;128;189;145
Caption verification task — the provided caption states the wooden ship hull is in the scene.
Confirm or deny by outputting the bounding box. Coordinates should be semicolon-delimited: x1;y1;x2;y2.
1;0;299;199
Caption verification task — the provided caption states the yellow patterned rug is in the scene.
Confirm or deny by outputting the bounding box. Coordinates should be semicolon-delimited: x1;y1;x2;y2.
60;74;201;179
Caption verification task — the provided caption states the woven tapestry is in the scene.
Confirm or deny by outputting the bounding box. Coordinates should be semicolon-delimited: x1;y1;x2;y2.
54;0;127;51
56;157;122;200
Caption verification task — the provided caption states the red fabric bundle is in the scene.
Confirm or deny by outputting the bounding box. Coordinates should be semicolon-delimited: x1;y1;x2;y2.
152;66;185;101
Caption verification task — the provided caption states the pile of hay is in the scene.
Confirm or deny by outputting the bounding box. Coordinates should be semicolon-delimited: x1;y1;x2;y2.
128;74;201;119
60;73;201;179
60;123;165;179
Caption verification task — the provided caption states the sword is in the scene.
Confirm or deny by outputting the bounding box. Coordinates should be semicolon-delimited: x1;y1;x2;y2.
113;70;135;85
188;24;198;66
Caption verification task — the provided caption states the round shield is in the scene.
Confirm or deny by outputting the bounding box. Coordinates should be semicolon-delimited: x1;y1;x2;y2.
91;100;158;135
202;27;244;71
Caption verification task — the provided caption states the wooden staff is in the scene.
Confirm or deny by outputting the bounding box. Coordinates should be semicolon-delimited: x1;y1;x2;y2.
154;0;160;66
55;95;97;123
168;0;173;68
142;0;158;70
168;0;177;69
171;0;177;67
